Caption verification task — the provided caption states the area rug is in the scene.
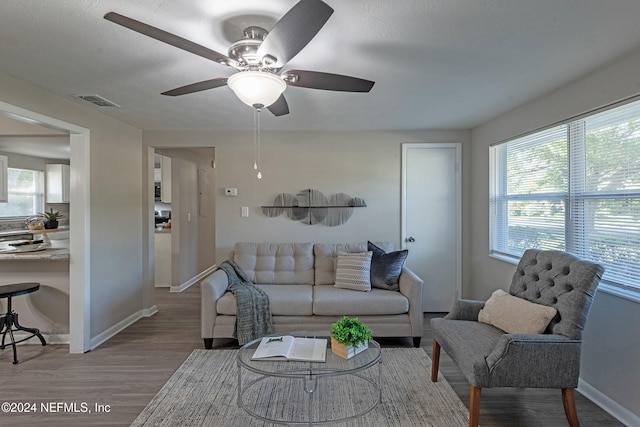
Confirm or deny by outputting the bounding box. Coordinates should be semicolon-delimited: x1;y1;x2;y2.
131;348;470;426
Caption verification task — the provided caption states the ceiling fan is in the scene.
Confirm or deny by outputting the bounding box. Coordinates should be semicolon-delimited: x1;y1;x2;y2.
104;0;375;117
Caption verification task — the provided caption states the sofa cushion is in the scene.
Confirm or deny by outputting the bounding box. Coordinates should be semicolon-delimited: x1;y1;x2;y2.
314;242;395;285
368;241;408;291
334;251;373;292
313;285;409;316
234;242;314;285
478;289;558;334
217;284;314;316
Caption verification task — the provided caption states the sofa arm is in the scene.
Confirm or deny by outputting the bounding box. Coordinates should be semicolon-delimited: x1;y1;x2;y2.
398;266;424;339
486;334;582;388
444;299;485;321
200;267;230;339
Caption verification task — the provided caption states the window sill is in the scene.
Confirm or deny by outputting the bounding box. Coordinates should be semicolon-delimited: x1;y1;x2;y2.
597;283;640;304
489;252;519;265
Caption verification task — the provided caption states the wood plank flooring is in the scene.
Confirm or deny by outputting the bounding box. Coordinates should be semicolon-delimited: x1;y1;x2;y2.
1;286;623;426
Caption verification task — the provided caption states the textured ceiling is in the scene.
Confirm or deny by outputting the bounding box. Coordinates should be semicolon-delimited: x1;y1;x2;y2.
1;0;640;132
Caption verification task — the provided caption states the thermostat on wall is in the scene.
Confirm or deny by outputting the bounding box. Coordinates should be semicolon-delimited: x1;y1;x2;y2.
225;188;238;197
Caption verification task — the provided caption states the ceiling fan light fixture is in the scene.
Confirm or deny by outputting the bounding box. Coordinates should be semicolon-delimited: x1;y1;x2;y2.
227;71;287;109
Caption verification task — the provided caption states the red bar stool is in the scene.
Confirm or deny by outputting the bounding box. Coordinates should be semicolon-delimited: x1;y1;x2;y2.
0;282;47;364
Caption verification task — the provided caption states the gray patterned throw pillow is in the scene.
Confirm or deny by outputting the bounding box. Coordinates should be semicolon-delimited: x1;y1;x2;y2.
334;251;373;292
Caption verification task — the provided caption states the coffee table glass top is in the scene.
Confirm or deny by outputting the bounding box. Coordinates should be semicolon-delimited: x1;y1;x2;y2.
237;330;381;377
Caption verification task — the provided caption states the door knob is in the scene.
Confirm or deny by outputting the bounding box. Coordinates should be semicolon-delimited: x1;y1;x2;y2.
407;236;416;243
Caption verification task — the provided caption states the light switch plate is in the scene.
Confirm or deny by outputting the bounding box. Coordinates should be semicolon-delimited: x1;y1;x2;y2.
241;206;249;217
225;188;238;196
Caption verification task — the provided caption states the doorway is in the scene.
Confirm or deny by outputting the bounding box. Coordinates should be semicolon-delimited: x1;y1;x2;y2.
0;100;90;353
402;143;461;312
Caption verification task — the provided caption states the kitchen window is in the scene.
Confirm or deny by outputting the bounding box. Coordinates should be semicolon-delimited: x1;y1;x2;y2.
0;168;44;218
490;98;640;295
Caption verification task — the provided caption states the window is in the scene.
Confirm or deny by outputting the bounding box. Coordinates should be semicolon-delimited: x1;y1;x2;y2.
490;99;640;293
0;168;44;218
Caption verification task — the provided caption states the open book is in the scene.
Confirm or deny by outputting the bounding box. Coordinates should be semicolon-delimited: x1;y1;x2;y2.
251;336;327;362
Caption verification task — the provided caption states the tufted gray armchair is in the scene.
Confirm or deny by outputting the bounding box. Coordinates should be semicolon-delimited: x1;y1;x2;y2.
431;249;604;427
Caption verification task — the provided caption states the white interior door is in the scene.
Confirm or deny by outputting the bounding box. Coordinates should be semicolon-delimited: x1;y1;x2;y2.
402;143;461;312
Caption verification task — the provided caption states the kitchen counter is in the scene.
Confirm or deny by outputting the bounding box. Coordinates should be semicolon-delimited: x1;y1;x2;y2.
0;228;69;260
0;246;69;260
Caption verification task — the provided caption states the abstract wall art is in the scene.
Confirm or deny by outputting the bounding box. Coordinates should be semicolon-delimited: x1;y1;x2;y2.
261;189;366;226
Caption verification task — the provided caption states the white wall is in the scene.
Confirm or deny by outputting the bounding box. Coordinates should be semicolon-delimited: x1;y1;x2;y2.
0;71;148;347
145;129;471;265
470;48;640;424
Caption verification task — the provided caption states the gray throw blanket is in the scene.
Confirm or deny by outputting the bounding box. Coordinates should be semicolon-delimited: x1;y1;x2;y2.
218;260;273;345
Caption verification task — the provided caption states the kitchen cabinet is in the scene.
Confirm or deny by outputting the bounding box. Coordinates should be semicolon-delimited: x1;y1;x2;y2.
46;164;70;203
0;155;7;203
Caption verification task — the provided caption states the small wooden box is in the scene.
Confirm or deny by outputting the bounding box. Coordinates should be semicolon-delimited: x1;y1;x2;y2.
330;337;368;359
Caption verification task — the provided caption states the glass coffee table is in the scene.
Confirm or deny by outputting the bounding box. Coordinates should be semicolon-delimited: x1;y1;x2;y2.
237;331;382;426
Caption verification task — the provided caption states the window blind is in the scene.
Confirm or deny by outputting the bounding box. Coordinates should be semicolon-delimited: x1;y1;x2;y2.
491;98;640;291
490;125;567;257
569;102;640;289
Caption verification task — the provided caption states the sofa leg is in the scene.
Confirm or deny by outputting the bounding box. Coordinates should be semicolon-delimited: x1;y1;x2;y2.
413;337;421;348
562;388;581;427
203;338;213;349
431;340;441;382
469;385;481;427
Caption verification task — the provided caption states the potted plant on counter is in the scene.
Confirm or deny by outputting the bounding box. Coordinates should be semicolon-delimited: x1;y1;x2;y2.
40;208;63;229
330;316;373;359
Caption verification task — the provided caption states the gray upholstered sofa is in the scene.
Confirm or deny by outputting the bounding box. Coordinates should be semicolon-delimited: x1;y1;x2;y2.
201;242;424;349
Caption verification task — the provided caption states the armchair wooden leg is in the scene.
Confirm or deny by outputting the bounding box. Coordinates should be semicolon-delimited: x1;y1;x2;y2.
562;388;581;427
431;340;441;382
469;385;481;427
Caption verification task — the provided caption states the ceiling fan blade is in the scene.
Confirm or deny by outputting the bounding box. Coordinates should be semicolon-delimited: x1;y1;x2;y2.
104;12;234;66
267;94;290;116
161;78;229;96
282;70;375;92
257;0;333;68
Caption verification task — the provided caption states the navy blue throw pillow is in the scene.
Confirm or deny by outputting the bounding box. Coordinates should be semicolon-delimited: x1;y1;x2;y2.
367;241;408;291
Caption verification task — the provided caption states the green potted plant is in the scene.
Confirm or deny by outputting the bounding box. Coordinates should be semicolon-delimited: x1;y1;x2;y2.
330;316;373;359
40;208;63;229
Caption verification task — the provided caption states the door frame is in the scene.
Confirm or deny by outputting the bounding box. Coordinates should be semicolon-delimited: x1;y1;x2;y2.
401;142;462;309
0;100;91;353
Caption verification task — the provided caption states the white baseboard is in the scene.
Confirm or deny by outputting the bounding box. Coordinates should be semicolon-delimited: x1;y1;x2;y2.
578;378;640;426
143;305;158;317
170;264;217;293
13;333;69;345
15;306;157;350
90;309;145;350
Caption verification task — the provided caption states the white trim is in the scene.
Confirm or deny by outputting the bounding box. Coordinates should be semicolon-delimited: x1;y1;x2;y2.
0;101;91;354
89;309;144;350
489;252;519;265
578;378;640;427
597;283;640;304
87;305;157;349
13;333;69;345
142;305;158;317
170;264;217;293
69;132;91;354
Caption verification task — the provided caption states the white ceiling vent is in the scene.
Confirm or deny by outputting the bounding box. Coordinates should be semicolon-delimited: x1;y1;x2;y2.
73;94;120;108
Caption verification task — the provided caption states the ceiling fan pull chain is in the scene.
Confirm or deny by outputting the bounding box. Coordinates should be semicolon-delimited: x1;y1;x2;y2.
256;108;262;180
253;107;263;180
253;107;258;171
